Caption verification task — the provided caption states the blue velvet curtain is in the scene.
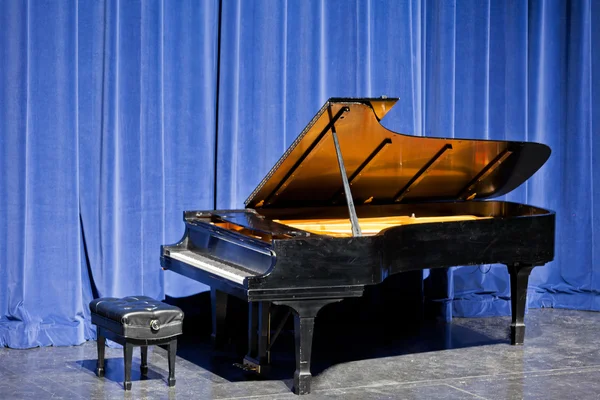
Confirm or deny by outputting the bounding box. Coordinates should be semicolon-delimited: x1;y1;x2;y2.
216;0;600;320
0;0;218;348
1;0;598;348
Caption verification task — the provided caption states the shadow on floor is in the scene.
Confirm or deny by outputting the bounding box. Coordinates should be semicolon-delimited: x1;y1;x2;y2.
162;277;509;385
76;357;168;386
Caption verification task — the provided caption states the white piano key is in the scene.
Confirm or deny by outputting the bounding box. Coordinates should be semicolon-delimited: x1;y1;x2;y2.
167;249;256;285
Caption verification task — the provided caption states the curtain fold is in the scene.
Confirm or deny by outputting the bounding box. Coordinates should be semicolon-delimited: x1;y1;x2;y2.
1;0;218;348
0;0;598;348
215;0;600;321
216;0;421;207
0;0;91;348
77;0;219;302
591;0;600;311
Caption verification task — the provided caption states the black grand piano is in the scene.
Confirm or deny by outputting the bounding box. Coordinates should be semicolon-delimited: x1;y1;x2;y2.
161;97;555;395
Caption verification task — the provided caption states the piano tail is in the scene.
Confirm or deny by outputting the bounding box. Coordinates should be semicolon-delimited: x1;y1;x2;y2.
507;263;536;345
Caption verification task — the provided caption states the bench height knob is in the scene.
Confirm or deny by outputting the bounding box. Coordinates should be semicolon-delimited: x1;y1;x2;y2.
150;319;160;332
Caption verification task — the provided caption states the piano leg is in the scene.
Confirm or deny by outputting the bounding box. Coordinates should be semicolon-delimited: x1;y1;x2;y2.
507;263;535;345
211;288;229;349
293;313;314;395
258;302;271;366
275;299;342;395
244;301;271;374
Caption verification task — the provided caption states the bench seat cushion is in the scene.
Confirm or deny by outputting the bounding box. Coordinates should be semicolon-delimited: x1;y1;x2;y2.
90;296;184;340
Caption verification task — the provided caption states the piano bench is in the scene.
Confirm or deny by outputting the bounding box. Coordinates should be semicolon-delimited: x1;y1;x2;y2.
89;296;184;390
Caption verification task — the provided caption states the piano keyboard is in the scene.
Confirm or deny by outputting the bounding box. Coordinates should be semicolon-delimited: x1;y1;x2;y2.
166;249;257;285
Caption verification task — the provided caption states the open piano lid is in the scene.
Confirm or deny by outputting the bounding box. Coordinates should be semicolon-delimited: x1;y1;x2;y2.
245;97;551;209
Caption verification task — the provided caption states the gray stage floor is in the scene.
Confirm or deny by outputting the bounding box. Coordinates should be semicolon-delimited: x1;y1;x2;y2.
1;308;600;399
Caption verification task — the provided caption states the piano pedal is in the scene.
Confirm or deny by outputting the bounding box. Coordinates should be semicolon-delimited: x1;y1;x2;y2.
234;357;271;375
233;362;258;373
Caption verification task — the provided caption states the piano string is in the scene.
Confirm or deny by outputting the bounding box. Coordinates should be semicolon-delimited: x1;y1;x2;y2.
274;214;491;237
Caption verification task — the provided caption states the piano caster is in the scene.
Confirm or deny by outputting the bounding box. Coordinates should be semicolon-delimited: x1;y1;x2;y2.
511;324;526;345
294;371;311;395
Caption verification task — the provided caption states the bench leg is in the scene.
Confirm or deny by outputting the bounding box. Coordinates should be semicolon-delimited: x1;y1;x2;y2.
123;342;133;390
140;346;148;376
96;330;105;377
167;339;177;387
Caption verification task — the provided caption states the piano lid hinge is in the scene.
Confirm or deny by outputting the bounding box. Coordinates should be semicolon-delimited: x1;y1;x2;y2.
394;143;453;202
328;106;362;237
457;148;513;200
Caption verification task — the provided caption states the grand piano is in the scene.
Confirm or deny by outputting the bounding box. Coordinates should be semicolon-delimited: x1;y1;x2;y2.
161;97;555;395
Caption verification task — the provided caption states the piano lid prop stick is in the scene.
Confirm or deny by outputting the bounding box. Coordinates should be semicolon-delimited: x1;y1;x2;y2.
328;106;362;237
330;137;393;204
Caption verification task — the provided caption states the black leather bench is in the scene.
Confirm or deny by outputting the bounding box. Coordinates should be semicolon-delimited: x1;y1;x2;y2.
89;296;184;390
